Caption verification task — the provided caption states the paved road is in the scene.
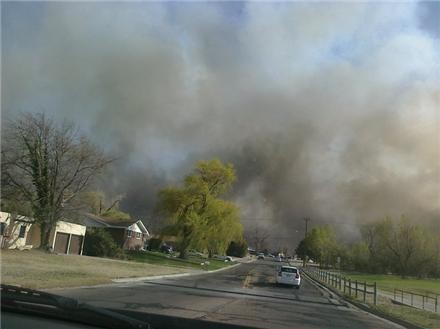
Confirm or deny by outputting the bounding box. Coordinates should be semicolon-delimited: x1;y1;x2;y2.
54;260;404;329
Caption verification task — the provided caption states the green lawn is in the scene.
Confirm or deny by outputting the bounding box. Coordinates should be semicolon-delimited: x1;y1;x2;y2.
1;250;188;289
126;250;235;271
341;272;440;296
374;297;440;329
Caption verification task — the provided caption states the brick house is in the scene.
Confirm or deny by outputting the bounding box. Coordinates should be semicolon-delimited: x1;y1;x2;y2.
81;213;150;250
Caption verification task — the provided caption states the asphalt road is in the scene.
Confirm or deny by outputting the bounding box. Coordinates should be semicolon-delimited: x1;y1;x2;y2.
54;260;404;329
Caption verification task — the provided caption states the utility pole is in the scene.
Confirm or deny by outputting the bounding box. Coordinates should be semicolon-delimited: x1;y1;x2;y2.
303;217;310;268
304;217;310;238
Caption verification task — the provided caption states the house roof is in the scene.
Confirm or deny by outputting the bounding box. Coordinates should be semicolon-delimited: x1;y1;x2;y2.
81;213;149;235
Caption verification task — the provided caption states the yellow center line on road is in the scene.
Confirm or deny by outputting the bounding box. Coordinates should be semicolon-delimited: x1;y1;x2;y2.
242;270;254;289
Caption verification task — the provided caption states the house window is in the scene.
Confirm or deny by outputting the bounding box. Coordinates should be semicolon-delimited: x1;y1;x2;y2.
127;230;132;238
136;232;141;239
18;225;26;238
0;222;6;235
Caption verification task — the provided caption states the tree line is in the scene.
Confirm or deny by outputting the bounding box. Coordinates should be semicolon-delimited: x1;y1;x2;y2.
296;217;440;278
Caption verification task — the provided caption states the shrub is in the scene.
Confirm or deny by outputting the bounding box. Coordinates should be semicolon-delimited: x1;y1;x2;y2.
226;240;248;258
83;228;124;258
147;237;162;251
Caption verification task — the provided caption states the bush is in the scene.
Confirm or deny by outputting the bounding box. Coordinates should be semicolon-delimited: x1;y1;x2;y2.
226;240;248;258
83;228;124;258
147;237;162;251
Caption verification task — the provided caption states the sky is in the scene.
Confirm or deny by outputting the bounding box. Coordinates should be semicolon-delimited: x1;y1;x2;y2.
2;1;439;249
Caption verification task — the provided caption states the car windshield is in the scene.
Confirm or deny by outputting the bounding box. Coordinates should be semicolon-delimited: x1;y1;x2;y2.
2;2;440;329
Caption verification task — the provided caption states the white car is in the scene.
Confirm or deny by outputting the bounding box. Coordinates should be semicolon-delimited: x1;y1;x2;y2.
276;266;301;288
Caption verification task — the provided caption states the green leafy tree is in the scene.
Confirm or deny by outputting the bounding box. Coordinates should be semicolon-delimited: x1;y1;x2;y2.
227;239;248;257
295;237;311;261
73;191;106;215
295;225;340;268
74;191;130;220
361;216;437;277
157;159;242;258
101;208;131;221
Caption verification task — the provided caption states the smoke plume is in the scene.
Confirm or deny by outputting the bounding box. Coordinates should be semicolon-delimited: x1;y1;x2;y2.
2;2;439;248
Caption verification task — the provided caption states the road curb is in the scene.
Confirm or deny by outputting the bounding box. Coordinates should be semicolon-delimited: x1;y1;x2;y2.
46;262;244;291
112;262;242;283
301;270;423;329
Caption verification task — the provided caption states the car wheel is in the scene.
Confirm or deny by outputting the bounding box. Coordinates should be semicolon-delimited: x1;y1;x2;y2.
296;285;300;289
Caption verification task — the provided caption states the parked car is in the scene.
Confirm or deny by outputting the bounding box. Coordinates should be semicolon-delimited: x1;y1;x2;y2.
160;244;173;254
276;266;301;288
257;253;265;260
188;250;206;258
225;256;233;262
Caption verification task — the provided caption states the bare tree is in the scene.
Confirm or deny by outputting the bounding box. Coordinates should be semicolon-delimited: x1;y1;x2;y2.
248;226;270;252
1;113;112;248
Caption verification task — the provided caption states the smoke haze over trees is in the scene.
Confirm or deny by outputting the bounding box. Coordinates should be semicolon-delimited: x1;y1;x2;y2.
2;2;439;247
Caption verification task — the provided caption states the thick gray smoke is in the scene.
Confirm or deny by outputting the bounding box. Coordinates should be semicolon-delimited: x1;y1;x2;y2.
2;2;439;248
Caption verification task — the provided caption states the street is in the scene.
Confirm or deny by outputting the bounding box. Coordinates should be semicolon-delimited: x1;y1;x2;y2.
54;260;403;329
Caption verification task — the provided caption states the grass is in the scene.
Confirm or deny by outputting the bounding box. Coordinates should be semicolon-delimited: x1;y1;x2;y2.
309;269;440;328
373;296;440;329
1;249;189;289
341;271;440;296
126;250;235;271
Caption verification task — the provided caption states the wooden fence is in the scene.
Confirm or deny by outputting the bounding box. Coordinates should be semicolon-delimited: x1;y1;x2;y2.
303;267;377;305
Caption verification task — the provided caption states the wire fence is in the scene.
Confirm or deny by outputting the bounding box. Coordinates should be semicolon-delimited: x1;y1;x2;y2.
393;288;438;312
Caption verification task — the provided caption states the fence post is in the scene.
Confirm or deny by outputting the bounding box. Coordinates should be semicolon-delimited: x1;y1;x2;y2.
401;290;404;303
363;281;367;303
411;293;413;306
349;279;352;297
343;277;346;294
435;296;437;313
374;282;377;305
339;275;342;290
355;280;358;298
394;289;396;301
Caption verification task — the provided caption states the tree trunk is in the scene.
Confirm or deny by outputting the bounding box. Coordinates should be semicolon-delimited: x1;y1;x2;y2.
179;236;191;259
179;223;193;259
39;223;52;250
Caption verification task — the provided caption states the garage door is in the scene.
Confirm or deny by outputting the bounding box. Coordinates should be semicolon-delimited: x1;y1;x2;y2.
69;234;83;255
54;232;69;254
